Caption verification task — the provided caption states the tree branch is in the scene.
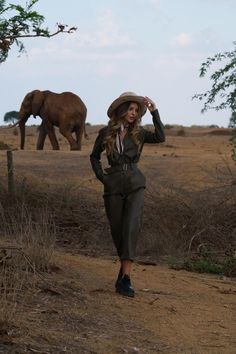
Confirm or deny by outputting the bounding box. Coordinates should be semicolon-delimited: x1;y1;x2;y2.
1;25;77;41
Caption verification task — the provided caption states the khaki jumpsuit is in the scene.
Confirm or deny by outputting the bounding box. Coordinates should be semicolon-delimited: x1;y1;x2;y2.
90;109;165;260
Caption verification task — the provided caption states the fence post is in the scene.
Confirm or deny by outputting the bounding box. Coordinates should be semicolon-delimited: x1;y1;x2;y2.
7;150;14;195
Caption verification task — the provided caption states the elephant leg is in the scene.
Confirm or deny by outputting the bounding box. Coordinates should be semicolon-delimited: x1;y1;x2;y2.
75;125;83;150
36;123;47;150
48;127;60;150
59;125;80;151
44;120;60;150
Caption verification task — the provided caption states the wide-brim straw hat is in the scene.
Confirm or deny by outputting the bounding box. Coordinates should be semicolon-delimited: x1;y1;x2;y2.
107;91;147;118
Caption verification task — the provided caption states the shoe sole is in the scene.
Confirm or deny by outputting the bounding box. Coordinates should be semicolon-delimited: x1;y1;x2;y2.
116;288;135;298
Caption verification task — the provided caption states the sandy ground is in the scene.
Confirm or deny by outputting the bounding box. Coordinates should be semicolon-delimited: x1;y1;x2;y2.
0;251;235;354
0;125;235;353
0;125;234;191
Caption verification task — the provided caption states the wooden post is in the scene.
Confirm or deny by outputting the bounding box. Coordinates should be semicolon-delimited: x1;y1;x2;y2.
7;150;14;195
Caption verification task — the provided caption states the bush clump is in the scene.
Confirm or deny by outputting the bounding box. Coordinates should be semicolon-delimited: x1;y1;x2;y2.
183;254;236;277
0;141;11;150
164;124;174;129
177;128;186;136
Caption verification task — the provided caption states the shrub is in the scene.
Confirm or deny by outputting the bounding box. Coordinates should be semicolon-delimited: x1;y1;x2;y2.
209;124;219;129
13;127;18;136
182;253;236;276
0;141;11;150
164;124;174;129
0;179;110;254
177;128;186;136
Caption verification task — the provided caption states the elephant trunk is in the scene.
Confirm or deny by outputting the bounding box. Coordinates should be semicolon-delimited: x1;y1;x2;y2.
19;121;25;149
18;111;30;150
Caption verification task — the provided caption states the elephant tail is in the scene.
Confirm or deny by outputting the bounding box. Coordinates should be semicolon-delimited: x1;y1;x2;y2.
2;121;19;129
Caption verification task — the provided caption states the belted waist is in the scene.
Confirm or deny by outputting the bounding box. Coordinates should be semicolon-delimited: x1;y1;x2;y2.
104;163;137;173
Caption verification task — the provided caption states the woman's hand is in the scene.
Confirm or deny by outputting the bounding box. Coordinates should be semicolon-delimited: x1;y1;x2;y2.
143;96;157;112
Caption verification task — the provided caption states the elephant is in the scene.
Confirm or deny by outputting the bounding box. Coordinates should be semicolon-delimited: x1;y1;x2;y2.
14;90;88;150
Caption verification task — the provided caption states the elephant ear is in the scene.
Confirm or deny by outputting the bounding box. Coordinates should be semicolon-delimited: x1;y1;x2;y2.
32;90;44;117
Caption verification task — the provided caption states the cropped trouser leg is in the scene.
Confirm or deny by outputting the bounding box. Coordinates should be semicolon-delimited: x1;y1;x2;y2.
104;188;144;260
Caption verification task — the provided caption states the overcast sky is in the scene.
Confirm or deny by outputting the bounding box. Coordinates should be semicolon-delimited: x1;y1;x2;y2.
1;0;235;127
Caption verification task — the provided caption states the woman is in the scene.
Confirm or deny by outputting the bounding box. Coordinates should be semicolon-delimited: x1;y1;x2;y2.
90;92;165;297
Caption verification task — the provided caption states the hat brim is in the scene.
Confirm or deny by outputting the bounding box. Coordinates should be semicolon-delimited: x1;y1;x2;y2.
107;95;147;118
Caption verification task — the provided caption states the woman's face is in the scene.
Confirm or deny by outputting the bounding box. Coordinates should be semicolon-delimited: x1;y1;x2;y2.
123;102;139;124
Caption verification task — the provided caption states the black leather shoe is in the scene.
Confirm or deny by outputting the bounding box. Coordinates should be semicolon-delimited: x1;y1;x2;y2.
116;274;135;297
115;267;123;289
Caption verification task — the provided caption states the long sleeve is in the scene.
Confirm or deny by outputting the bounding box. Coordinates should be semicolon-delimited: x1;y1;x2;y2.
90;127;107;183
142;109;165;143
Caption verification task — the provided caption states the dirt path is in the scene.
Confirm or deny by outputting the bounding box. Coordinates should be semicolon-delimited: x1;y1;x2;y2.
1;251;235;354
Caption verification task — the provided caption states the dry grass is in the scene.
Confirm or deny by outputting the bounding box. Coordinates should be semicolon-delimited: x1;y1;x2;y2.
140;176;236;257
1;201;56;271
208;128;233;136
0;183;57;332
1;163;235;260
0;244;36;333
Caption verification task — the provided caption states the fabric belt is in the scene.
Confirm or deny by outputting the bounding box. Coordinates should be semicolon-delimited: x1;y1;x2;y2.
105;163;137;173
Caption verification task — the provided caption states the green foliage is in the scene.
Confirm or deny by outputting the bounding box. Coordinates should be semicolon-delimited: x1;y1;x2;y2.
3;110;18;123
193;41;236;113
184;258;223;274
170;248;236;277
0;0;46;62
0;0;77;63
190;124;219;128
228;112;236;163
183;256;236;277
228;111;236;129
193;41;236;163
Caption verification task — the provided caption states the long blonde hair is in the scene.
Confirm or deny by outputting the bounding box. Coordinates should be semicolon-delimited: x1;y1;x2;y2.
104;101;142;155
